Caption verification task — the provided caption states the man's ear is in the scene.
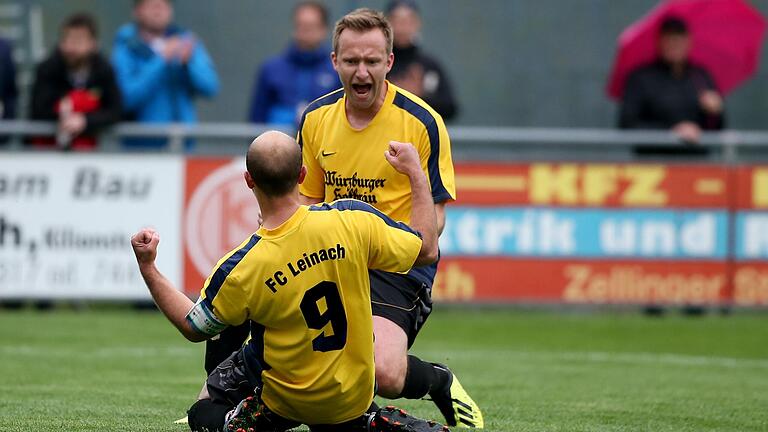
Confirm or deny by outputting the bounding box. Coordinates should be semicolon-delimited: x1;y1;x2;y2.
244;171;255;189
297;166;307;185
331;52;339;72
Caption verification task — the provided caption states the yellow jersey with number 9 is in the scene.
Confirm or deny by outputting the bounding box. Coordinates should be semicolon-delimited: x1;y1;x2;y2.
185;201;422;425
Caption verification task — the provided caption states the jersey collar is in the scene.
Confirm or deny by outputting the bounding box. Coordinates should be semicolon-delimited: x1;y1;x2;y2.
256;206;309;239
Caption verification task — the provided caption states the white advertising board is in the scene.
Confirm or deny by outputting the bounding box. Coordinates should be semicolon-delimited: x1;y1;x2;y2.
0;154;183;299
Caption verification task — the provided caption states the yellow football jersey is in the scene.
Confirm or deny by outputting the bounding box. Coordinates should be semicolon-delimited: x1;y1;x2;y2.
186;201;422;425
298;81;457;224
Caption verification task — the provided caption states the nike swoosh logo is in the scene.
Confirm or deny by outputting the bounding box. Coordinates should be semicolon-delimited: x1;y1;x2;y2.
321;151;337;157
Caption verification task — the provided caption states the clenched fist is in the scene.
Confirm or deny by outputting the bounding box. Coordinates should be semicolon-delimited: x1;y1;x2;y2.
131;228;160;265
384;141;422;178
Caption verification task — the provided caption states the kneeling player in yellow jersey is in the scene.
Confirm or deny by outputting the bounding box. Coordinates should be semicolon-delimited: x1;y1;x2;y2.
131;131;449;432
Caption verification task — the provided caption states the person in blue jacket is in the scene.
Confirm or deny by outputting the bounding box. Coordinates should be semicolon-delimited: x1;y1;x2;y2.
248;1;339;130
112;0;219;149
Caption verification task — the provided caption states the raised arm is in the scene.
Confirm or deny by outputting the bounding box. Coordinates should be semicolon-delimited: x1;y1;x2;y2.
385;141;438;265
185;39;219;98
131;228;207;342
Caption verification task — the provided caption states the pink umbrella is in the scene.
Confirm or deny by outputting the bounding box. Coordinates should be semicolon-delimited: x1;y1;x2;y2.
607;0;767;100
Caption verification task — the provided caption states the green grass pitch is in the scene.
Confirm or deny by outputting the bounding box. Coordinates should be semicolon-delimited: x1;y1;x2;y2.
1;308;767;431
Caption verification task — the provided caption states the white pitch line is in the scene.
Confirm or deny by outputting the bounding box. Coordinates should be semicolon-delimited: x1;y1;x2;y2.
552;350;768;369
417;348;768;369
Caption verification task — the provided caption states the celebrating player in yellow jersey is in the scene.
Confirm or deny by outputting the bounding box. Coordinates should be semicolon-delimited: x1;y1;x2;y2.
298;8;482;429
131;131;449;432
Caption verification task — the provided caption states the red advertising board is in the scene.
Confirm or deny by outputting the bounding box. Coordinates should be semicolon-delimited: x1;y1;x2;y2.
434;258;730;305
732;263;768;306
183;158;260;295
735;165;768;209
455;163;730;207
181;159;768;306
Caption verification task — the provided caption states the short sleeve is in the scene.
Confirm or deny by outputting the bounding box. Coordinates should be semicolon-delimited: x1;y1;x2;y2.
186;270;248;337
320;200;423;273
298;113;325;199
186;235;259;336
418;111;456;204
366;213;422;273
327;200;423;273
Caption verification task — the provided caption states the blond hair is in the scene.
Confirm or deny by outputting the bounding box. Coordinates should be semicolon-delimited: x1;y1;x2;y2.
332;8;393;54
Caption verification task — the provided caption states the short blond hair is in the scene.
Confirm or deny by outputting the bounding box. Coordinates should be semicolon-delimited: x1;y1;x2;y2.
332;8;393;54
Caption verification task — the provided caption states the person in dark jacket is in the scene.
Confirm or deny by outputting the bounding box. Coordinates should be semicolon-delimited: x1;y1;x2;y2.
248;1;339;129
619;16;724;153
0;37;18;145
0;37;17;121
386;0;458;121
29;13;122;151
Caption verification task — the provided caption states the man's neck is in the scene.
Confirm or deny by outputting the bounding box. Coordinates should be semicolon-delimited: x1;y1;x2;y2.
65;57;92;73
660;58;687;78
139;26;165;42
258;193;301;230
671;62;686;78
345;81;388;129
295;41;320;52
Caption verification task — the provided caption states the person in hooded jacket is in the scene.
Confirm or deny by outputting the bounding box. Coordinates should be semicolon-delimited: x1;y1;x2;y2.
248;1;339;129
112;0;219;149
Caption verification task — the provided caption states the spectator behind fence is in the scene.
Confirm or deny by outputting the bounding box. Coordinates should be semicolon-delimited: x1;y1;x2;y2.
112;0;219;149
619;17;724;154
247;1;339;129
386;0;458;121
29;13;121;151
0;37;17;145
0;37;17;121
